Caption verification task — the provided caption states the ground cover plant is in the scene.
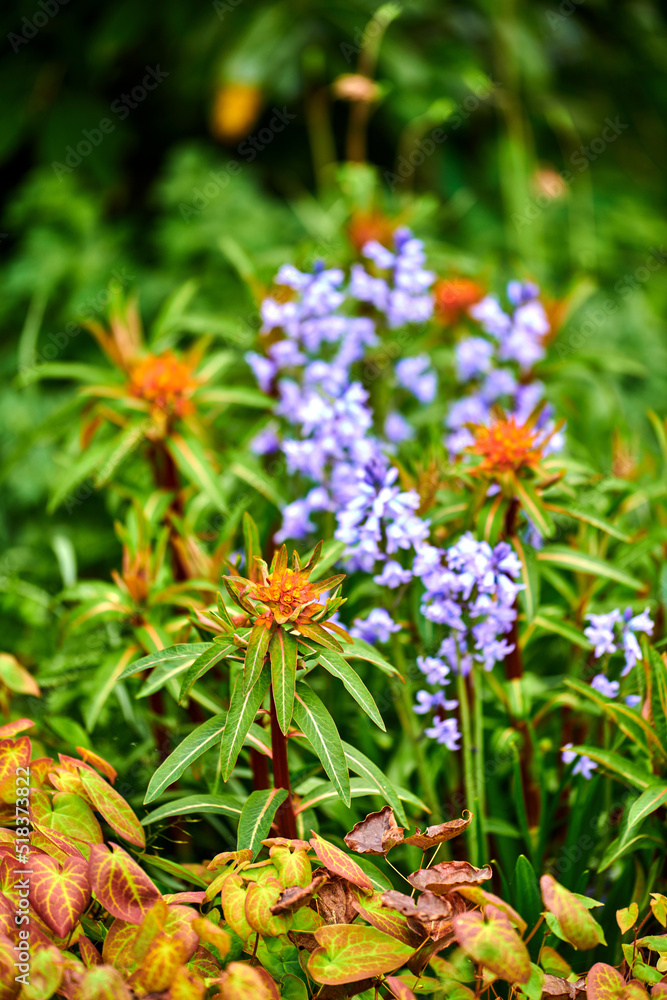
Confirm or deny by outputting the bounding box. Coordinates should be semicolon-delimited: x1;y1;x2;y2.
2;2;667;998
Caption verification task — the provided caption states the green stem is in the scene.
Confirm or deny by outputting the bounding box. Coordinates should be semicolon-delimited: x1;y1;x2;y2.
457;670;480;866
473;667;488;863
391;636;442;824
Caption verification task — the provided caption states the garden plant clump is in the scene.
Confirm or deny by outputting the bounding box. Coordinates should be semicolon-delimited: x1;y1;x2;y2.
2;1;667;998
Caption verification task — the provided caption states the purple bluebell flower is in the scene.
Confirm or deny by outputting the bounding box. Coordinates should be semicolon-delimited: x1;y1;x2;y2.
562;744;598;779
625;694;641;708
245;352;276;393
384;411;415;443
455;337;495;382
250;424;281;455
591;673;620;699
425;716;462;750
507;280;540;306
395;355;437;404
374;560;413;588
351;608;401;644
584;607;653;677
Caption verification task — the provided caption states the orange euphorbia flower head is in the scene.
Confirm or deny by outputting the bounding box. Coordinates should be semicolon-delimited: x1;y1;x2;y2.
128;351;197;418
435;277;484;324
468;415;546;476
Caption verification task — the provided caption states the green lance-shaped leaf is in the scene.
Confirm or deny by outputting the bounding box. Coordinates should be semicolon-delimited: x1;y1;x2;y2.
166;432;228;513
535;546;643;590
237;788;289;860
295;620;344;653
244;621;273;693
117;643;211;682
179;641;236;703
269;627;297;735
453;907;531;984
342;741;407;826
540;874;606;950
543;503;632;542
242;512;261;580
567;745;651;791
341;636;400;677
142;793;242;826
513;477;555;539
316;649;385;731
293;682;350;806
622;784;667;842
144;714;226;803
308;924;415;986
220;671;271;781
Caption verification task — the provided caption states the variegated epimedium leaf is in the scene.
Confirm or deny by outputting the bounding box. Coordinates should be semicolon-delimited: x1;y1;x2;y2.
243;621;273;693
453;907;531;984
269;627;297;735
89;843;161;924
144;713;225;804
309;832;373;892
293;682;350;806
220;670;271;780
540;875;606;950
316;649;385;731
79;766;145;848
237;788;289;860
308;924;415;985
30;854;91;937
179;641;236;703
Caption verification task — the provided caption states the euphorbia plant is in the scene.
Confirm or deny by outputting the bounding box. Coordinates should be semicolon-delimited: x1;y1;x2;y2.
120;514;410;845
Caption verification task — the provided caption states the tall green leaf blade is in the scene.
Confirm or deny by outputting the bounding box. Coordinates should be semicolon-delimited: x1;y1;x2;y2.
568;745;651;790
179;642;236;703
341;741;407;826
535;546;643;590
142;793;242;825
244;622;272;693
341;637;400;677
144;714;226;803
623;784;667;840
236;788;289;860
220;671;271;780
167;432;228;513
513;535;539;623
118;643;210;681
514;478;555;539
544;503;631;542
293;683;350;806
269;627;297;735
316;650;385;731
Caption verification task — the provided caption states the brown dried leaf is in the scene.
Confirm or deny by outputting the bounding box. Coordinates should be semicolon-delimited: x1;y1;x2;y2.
403;811;472;850
407;861;492;896
542;975;582;999
271;875;328;915
311;871;358;925
344;807;404;856
382;889;465;942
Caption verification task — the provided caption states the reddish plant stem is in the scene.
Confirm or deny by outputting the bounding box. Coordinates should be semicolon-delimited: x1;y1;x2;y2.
251;748;270;791
269;688;298;839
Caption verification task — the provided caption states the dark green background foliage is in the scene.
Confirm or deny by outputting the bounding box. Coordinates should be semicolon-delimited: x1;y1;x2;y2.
1;1;667;872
